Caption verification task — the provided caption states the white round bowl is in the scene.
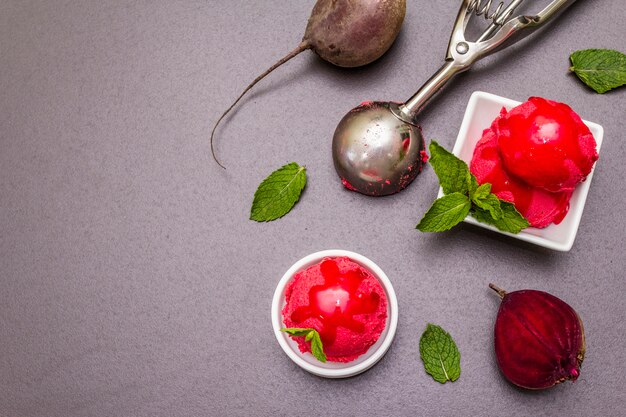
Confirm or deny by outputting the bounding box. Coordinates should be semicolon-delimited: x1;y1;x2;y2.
271;249;398;378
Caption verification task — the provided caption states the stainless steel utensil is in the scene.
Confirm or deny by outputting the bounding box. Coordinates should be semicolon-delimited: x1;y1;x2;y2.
332;0;577;196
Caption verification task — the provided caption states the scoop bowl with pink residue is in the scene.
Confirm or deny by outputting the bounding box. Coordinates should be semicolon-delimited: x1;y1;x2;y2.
330;0;578;197
332;101;427;196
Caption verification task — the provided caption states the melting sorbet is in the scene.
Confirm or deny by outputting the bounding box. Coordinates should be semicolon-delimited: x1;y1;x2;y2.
470;97;598;228
282;257;387;363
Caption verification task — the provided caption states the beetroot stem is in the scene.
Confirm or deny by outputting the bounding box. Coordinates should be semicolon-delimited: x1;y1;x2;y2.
210;41;311;169
489;283;507;299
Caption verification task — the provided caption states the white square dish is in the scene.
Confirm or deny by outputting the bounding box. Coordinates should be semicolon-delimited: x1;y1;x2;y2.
439;91;604;252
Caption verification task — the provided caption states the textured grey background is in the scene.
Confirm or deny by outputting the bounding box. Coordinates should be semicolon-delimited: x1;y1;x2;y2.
1;1;625;416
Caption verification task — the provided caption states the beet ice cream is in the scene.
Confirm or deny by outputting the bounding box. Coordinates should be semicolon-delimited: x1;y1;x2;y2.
470;97;598;228
282;257;387;363
497;97;598;193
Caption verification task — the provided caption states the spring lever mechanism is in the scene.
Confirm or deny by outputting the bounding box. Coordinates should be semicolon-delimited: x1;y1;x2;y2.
395;0;577;120
468;0;517;25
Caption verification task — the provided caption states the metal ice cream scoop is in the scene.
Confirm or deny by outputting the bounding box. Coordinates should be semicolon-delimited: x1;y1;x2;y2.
332;0;577;196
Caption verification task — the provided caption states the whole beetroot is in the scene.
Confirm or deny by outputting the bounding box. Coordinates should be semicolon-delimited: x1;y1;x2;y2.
211;0;406;168
490;283;585;390
305;0;406;67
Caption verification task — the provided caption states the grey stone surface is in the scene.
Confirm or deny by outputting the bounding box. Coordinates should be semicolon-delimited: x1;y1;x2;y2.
1;1;625;416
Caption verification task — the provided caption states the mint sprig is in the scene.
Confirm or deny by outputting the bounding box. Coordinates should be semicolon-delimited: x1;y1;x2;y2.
472;183;503;220
416;141;529;234
250;162;306;222
472;201;530;233
429;141;472;195
570;49;626;94
416;193;471;232
281;328;327;363
419;323;461;384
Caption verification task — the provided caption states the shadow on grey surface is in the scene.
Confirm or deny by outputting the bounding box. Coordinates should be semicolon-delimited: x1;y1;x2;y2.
461;222;564;257
414;221;564;266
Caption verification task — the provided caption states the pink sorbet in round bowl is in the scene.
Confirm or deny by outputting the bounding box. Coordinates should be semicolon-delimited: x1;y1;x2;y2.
282;256;388;363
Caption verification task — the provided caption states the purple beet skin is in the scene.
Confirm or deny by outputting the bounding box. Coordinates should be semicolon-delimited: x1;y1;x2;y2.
490;284;586;390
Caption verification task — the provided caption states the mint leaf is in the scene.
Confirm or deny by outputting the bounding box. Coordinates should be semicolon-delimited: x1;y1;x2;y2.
469;175;479;196
471;182;491;200
570;49;626;94
281;328;326;363
418;141;529;233
471;182;503;220
281;328;313;337
473;193;503;221
309;330;327;363
419;323;461;384
250;162;306;222
416;193;471;232
471;201;529;234
429;140;471;195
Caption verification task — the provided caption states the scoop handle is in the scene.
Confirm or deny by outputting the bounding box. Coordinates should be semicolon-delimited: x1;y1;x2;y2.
395;0;577;124
393;61;466;124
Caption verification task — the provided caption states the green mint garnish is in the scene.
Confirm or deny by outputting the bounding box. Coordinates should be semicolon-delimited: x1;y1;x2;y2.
308;331;326;363
281;328;313;337
281;328;327;363
569;49;626;94
472;184;503;221
250;162;306;222
416;141;529;234
471;201;529;234
419;323;461;384
471;182;491;201
416;193;471;232
429;140;472;196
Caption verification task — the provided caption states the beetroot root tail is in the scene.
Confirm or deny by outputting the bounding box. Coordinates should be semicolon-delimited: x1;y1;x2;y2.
210;41;311;169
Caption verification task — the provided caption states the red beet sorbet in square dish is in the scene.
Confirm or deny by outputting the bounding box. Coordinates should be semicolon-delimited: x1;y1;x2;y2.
470;97;598;228
282;257;388;363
